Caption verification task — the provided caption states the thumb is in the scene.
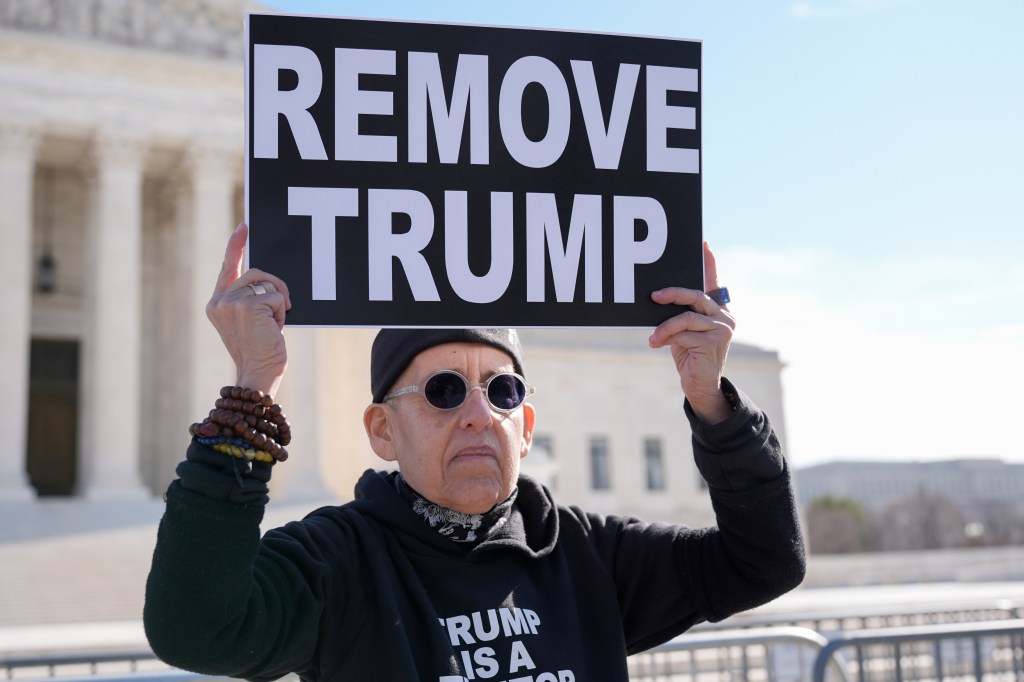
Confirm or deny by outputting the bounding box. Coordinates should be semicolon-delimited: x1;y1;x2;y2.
214;224;248;293
703;241;721;293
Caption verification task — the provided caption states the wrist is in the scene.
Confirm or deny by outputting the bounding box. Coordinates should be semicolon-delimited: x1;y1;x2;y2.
236;372;283;397
688;390;735;425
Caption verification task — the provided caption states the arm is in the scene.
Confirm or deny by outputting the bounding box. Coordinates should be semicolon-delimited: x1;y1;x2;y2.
145;225;318;677
682;379;805;620
609;243;804;649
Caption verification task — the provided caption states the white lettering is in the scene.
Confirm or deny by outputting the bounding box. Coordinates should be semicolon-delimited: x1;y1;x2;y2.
468;608;502;643
287;186;359;300
335;48;398;162
559;672;576;682
253;44;328;160
473;647;499;678
508;640;536;674
570;60;639;170
499;608;531;637
613;195;667;302
523;609;541;634
526;193;602;302
499;56;571;168
459;650;476;679
645;65;699;173
408;52;489;164
445;191;514;303
367;189;440;301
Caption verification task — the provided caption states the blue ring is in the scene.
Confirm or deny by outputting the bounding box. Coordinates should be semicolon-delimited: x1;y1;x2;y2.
708;287;730;305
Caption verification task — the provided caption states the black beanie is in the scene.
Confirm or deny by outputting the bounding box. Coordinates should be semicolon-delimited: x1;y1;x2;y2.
371;329;525;403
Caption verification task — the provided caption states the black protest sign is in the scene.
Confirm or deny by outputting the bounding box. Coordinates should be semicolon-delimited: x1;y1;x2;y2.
246;13;702;327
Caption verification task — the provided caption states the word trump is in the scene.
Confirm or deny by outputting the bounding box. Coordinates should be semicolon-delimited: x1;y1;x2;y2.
245;14;703;326
289;187;667;304
436;607;575;682
253;45;699;173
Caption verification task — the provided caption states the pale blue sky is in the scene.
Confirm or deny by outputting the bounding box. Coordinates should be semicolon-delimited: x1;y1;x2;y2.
261;0;1023;467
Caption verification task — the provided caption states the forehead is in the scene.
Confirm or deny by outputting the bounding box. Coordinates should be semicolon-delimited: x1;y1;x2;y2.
405;342;516;377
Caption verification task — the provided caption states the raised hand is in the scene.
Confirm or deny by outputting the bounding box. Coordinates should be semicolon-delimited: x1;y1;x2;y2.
648;242;736;424
205;224;292;396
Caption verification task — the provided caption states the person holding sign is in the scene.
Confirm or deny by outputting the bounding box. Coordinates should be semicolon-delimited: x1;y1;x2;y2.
144;223;805;682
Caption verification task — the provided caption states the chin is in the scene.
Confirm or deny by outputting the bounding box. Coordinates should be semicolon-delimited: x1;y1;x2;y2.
448;479;508;514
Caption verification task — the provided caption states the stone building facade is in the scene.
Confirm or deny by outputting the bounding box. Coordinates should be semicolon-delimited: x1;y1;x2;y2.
0;0;789;526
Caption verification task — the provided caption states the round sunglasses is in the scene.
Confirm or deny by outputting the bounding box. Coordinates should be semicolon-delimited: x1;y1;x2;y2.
383;370;534;413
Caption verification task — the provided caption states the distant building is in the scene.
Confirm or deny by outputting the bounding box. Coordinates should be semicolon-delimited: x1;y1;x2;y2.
0;0;789;529
519;330;788;527
794;459;1024;515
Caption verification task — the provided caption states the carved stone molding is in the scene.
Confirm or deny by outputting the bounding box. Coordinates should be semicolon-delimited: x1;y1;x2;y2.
0;0;246;61
185;138;241;180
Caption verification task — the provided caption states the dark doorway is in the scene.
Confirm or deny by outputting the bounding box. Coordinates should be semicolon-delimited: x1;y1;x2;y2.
26;339;80;496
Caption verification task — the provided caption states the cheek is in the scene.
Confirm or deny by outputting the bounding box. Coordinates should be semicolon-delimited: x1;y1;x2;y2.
499;417;527;455
394;414;452;470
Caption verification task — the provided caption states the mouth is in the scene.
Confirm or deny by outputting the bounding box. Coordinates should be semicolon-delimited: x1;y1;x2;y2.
450;447;498;465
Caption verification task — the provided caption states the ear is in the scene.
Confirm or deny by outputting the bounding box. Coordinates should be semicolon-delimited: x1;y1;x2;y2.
518;403;536;460
363;403;398;463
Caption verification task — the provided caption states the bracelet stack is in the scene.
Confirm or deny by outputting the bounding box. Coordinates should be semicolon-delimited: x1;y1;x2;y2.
189;386;291;463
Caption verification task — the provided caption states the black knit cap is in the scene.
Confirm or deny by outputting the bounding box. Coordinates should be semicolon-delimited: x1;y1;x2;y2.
371;329;525;403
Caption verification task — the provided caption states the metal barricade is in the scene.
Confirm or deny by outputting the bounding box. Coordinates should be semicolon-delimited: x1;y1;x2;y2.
811;619;1024;682
702;598;1024;634
628;626;851;682
1;651;164;681
4;615;1022;682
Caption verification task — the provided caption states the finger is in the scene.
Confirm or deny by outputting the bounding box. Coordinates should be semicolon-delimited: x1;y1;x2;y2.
234;269;292;310
649;310;722;348
651;286;721;318
214;224;248;294
703;241;731;312
655;329;724;352
229;273;290;328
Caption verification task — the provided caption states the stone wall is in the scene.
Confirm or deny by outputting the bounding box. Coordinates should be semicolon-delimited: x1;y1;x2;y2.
804;545;1024;588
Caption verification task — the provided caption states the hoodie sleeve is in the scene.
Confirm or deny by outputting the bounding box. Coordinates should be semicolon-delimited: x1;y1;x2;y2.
598;379;806;653
143;444;337;680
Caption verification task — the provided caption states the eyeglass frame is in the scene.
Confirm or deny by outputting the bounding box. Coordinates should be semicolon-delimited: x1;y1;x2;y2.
382;369;535;413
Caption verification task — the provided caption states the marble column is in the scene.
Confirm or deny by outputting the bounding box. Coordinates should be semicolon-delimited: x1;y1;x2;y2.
79;130;150;499
184;142;238;420
0;120;40;501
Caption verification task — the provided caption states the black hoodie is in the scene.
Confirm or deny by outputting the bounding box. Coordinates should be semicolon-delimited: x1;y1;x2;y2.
145;381;805;681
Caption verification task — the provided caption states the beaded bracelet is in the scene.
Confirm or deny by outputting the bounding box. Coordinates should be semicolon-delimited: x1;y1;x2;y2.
211;441;275;463
189;386;291;462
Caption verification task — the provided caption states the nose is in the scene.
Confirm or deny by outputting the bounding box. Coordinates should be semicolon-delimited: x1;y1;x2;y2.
459;385;494;430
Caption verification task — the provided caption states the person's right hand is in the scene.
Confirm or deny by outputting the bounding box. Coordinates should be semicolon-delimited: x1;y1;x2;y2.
206;223;292;396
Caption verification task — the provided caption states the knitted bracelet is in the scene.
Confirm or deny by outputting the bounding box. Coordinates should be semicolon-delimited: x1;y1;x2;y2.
189;386;290;462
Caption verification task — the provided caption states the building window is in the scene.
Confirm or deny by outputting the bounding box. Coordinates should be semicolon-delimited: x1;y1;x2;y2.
589;436;610;490
532;434;553;459
644;437;665;491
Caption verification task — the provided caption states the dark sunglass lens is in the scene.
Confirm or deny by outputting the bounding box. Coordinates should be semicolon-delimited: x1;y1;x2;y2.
424;372;467;409
488;374;526;410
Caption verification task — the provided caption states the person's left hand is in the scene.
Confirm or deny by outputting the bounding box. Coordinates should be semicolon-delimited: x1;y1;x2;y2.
648;242;736;424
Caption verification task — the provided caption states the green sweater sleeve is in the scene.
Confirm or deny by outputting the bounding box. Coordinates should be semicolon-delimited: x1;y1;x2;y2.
143;481;326;680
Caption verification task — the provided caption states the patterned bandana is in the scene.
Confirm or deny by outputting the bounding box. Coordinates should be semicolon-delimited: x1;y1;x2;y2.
395;474;518;544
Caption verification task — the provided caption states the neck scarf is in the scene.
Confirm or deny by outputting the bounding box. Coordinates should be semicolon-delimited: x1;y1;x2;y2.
395;474;517;544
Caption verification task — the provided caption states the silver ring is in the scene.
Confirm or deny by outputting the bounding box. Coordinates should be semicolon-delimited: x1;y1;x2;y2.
248;282;268;296
708;287;730;305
